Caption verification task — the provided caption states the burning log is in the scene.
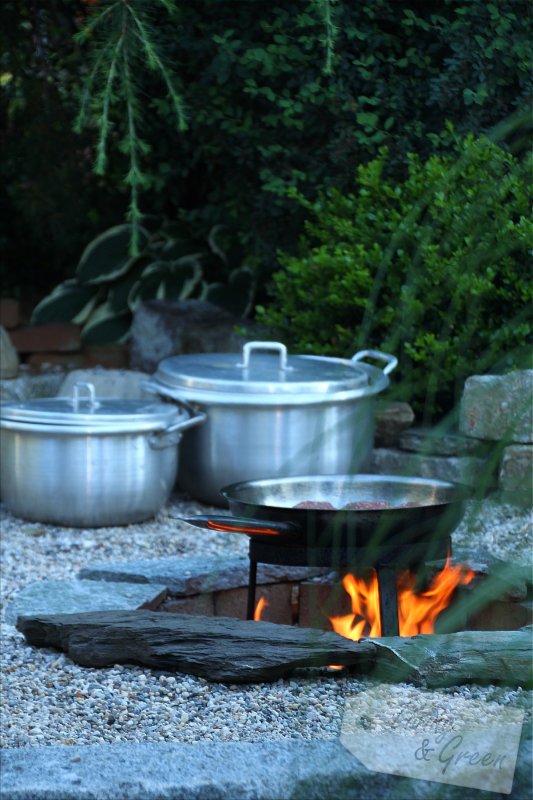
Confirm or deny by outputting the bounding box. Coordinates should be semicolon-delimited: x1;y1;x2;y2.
16;610;532;687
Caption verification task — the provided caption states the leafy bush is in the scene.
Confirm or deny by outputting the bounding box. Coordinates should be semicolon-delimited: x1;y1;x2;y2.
2;1;530;297
257;133;532;418
32;221;254;345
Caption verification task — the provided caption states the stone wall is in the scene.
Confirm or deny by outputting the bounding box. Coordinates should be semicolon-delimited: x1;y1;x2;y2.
372;370;532;505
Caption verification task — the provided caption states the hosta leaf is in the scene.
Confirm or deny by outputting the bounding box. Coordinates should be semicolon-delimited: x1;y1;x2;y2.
76;224;149;285
203;267;255;317
31;280;99;324
128;259;202;311
108;255;152;312
81;304;132;345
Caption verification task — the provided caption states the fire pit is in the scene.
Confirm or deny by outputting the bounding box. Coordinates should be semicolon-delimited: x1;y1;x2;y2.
182;474;471;637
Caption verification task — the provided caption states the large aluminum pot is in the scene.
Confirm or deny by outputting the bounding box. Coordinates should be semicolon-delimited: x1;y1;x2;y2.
0;381;205;527
146;341;397;506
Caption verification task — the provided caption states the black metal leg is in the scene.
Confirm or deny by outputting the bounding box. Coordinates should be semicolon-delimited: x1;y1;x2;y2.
376;566;399;637
246;559;257;620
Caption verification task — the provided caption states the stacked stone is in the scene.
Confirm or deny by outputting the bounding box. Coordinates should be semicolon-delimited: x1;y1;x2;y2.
459;371;532;504
371;371;532;505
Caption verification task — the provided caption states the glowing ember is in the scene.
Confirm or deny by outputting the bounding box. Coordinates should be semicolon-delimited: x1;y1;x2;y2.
329;556;475;641
253;595;269;621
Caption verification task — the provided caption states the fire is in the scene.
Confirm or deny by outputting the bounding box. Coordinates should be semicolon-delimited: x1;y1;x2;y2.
329;556;475;641
254;595;269;621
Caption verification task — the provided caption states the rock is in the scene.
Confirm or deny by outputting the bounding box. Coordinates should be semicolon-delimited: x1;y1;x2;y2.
374;401;415;447
0;325;19;378
129;299;246;373
369;448;491;489
58;368;152;400
16;610;533;686
0;370;66;402
79;555;327;597
5;579;167;626
459;371;533;443
499;444;533;504
399;427;489;457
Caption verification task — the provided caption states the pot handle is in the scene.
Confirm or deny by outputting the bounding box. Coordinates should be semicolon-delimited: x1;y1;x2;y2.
180;515;300;538
237;341;291;371
351;350;398;376
148;405;206;450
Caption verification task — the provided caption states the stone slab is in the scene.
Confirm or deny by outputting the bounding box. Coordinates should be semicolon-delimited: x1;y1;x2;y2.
374;401;415;447
399;427;489;457
0;737;531;800
499;444;533;500
58;368;151;400
368;448;490;489
0;370;66;402
0;326;19;379
79;556;327;597
4;580;167;625
459;371;533;443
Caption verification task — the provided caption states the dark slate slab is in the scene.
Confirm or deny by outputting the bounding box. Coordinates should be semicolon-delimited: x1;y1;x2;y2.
368;448;490;488
0;738;530;800
4;580;167;626
79;555;328;596
399;427;490;457
16;610;533;687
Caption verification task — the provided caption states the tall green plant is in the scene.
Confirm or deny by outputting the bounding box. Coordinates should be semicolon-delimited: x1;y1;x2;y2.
73;0;187;253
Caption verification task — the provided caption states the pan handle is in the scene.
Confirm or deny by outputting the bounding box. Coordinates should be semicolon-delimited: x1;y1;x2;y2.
180;515;300;538
351;349;398;376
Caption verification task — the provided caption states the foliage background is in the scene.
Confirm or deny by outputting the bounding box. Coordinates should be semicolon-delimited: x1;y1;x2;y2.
1;0;530;300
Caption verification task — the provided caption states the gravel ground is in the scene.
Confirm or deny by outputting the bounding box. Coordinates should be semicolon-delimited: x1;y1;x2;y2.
1;492;531;750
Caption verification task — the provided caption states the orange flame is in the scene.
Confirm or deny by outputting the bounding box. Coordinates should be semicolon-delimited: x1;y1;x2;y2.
329;557;475;641
253;595;269;621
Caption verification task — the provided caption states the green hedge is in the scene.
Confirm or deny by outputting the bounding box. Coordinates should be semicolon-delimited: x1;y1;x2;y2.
1;1;530;296
257;133;532;418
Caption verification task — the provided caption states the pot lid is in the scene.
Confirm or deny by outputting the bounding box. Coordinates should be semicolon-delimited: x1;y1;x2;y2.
0;382;180;429
154;341;370;396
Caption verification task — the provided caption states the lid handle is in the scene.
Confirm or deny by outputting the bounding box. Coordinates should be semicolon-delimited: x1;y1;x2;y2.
72;381;98;412
351;350;398;376
238;341;291;371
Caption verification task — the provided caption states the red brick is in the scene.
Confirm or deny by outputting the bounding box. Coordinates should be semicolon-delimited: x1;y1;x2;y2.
0;298;20;329
85;344;130;369
26;352;90;370
214;583;295;625
11;322;81;354
299;582;352;631
159;594;214;616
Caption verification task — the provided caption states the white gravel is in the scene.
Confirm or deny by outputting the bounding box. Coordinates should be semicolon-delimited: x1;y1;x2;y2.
1;492;531;750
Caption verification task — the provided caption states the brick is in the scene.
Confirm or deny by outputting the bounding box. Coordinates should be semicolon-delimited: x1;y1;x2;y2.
214;583;295;625
0;298;20;329
466;600;533;632
158;593;215;617
26;352;90;370
85;344;130;369
10;322;81;354
299;582;352;631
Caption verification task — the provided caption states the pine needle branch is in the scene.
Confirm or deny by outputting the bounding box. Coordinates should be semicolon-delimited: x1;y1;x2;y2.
314;0;338;75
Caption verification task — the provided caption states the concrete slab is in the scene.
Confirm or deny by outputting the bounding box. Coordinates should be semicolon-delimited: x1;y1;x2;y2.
0;738;530;800
4;580;167;625
79;555;327;597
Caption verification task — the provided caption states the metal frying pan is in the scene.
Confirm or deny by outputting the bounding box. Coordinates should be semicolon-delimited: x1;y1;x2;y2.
181;474;470;550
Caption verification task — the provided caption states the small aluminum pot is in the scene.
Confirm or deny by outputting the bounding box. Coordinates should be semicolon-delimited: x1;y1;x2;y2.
146;341;397;506
0;382;205;527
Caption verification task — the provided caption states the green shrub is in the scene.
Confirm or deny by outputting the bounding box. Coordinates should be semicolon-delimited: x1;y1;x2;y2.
257;133;532;419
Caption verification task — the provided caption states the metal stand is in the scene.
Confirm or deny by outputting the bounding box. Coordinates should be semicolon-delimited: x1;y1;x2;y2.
245;536;452;633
